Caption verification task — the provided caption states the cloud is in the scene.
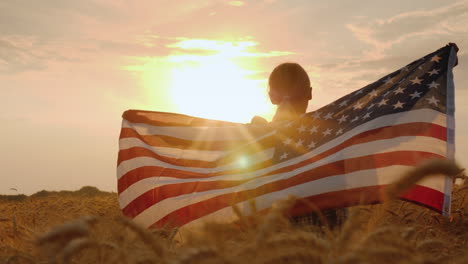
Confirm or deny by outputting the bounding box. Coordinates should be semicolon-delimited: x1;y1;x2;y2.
0;36;85;74
375;1;468;36
0;0;228;74
324;0;468;98
346;0;468;60
166;38;294;60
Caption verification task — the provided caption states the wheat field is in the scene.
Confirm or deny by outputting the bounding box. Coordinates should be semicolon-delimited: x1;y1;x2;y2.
1;160;468;264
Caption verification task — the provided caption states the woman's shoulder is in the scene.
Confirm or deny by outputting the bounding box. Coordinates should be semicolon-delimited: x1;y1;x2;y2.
250;115;269;125
249;116;291;128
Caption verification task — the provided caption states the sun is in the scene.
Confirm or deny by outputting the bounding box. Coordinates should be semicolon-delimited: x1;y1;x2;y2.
166;39;275;123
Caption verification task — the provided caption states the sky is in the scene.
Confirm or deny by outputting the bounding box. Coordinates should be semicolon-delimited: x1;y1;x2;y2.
1;0;467;195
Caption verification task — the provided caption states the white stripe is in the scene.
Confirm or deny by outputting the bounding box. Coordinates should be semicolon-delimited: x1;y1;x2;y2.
122;108;445;141
117;108;446;179
182;168;447;230
119;137;226;162
117;148;275;181
119;135;446;209
123;119;264;141
133;165;448;228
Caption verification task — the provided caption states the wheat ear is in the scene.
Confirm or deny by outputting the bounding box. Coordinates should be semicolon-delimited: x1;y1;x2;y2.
118;217;166;260
385;159;461;200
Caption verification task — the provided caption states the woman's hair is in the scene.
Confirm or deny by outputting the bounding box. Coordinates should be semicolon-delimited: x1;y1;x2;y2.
268;62;311;105
268;63;311;122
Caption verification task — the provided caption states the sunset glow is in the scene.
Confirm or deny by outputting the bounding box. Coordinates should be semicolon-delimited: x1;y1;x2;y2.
159;39;278;123
3;0;468;195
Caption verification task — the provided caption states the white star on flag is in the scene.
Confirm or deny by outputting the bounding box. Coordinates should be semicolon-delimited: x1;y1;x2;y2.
308;141;316;149
428;68;440;76
297;125;306;133
383;76;394;85
409;91;422;99
309;126;318;134
427;81;440;89
426;96;439;106
431;55;442;62
393;101;405;109
323;112;333;120
410;77;423;85
283;138;292;145
339;100;348;107
369;90;379;97
322;128;332;136
312;111;321;119
394;87;405;95
336;128;343;135
280;152;289;160
352;101;364;110
338;115;348;124
362;112;372;119
296;139;304;147
378;98;388;107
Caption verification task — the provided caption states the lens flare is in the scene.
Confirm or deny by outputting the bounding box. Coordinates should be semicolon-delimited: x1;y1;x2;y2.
237;156;250;168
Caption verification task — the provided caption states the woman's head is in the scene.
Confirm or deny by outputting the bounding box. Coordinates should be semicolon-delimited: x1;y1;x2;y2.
268;63;312;121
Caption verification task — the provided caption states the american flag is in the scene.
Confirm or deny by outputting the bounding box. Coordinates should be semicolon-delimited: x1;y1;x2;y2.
117;44;457;230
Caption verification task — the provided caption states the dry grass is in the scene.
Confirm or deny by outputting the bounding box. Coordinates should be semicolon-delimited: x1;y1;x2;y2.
1;162;468;264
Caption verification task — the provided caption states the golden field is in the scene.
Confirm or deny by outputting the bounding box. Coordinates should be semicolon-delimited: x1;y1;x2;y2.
1;160;468;264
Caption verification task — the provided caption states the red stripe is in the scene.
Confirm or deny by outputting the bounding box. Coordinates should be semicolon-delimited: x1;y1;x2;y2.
123;110;240;127
122;151;444;218
118;137;275;169
287;185;443;217
149;184;444;228
119;128;252;151
118;147;219;168
118;158;274;193
118;122;446;193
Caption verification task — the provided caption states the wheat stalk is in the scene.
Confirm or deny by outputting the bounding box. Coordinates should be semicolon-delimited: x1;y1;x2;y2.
60;237;95;263
118;217;166;261
385;159;461;200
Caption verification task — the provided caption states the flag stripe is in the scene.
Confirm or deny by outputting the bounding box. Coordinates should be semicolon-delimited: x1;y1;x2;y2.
118;120;444;166
121;107;446;150
118;108;446;179
141;165;444;228
179;184;443;230
118;133;275;166
122;120;270;141
119;135;446;209
117;147;221;168
120;127;266;151
117;121;446;195
117;149;275;193
118;143;226;164
122;150;443;219
123;109;241;127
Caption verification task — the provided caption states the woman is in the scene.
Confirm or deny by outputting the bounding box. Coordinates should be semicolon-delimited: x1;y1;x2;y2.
253;62;345;229
251;62;312;124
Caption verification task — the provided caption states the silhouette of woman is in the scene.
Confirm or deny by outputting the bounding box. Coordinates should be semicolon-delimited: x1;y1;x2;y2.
251;62;312;124
253;62;345;229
